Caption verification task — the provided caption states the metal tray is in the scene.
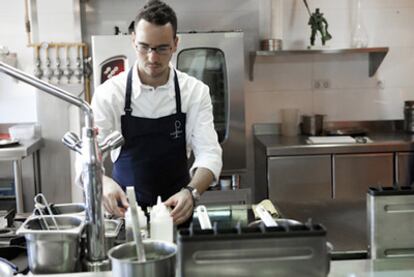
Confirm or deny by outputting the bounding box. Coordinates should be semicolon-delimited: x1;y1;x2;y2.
0;139;19;147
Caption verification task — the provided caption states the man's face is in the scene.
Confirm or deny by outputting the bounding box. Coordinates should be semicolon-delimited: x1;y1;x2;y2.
132;19;178;80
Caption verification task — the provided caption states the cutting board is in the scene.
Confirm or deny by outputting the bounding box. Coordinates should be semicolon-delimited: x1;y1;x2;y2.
307;136;356;144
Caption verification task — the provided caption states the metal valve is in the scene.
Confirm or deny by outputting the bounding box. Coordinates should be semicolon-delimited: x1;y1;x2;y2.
99;130;124;153
62;132;82;154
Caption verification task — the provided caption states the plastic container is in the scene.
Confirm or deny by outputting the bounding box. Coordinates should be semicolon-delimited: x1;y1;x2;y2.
125;205;148;241
9;124;36;140
150;197;173;243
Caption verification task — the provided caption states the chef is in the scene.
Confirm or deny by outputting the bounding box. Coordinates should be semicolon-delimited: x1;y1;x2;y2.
86;0;222;225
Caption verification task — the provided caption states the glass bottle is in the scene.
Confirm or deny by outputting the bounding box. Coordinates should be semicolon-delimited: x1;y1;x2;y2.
352;0;369;48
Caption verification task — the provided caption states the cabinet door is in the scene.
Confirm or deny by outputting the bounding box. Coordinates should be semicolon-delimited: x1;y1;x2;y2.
397;152;414;186
334;153;393;200
333;153;393;252
268;155;332;205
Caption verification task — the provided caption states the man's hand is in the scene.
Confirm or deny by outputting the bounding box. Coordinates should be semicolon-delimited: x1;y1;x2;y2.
102;175;129;217
164;189;193;225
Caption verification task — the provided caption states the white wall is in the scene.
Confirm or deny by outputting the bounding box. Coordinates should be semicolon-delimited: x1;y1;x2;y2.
247;0;414;125
0;1;37;123
0;0;83;209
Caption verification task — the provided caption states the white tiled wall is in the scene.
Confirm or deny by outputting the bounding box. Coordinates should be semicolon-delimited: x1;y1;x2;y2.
246;0;414;127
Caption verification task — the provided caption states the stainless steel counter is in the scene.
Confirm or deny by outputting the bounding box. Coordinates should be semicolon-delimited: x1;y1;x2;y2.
254;132;414;156
253;131;414;255
18;258;414;276
0;138;44;213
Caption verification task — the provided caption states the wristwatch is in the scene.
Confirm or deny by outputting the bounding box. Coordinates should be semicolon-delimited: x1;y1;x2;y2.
182;186;201;206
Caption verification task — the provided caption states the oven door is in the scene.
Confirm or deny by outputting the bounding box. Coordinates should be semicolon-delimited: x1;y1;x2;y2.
172;32;246;172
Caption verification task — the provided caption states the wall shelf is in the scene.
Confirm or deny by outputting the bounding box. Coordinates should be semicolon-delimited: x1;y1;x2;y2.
249;47;389;81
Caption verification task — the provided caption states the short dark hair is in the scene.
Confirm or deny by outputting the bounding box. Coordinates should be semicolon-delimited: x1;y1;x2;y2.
134;0;177;37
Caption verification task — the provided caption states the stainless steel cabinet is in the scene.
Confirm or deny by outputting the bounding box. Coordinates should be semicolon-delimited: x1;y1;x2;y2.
268;155;332;204
331;153;393;253
265;152;394;254
334;153;394;200
397;152;414;186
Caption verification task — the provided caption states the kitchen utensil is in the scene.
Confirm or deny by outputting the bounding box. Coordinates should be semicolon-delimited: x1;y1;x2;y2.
0;246;29;274
324;127;367;136
280;108;299;136
307;136;356;144
108;240;177;277
260;39;282;51
16;215;85;274
104;219;123;252
34;193;59;230
254;204;278;227
301;114;325;136
9;124;35;140
196;205;212;230
0;258;13;277
126;186;146;262
248;218;301;228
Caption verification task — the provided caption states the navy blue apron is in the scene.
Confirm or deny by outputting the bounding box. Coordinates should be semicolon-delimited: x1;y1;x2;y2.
112;67;191;214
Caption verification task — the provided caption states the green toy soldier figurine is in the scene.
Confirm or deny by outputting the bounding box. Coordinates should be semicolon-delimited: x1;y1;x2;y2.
308;8;332;46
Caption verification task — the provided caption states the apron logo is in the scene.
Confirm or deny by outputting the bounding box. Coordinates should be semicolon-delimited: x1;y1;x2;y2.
170;120;183;139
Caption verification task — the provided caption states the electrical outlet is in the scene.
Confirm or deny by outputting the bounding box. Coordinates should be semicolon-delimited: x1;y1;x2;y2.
313;79;331;90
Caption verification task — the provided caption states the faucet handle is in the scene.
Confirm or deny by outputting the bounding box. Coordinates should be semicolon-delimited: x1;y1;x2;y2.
100;131;124;153
62;132;82;154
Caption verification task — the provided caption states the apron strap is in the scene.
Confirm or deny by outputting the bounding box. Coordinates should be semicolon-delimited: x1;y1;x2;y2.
124;68;182;115
173;70;182;114
124;68;134;115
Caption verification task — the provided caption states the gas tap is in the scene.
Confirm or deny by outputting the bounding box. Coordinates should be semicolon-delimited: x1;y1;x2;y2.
63;45;73;83
53;45;64;83
33;45;43;79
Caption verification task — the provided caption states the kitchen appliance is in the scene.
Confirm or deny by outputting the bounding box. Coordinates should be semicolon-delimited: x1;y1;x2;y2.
91;31;246;173
367;186;414;259
177;222;330;277
404;100;414;133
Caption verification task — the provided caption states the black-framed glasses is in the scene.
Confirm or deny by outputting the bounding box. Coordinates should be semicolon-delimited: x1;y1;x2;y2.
135;43;172;55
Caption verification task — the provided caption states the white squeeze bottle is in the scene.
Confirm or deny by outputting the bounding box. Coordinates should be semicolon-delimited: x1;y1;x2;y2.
125;204;148;241
150;196;173;243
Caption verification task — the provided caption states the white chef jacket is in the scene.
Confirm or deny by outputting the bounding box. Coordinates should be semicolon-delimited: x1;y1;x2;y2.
83;61;222;182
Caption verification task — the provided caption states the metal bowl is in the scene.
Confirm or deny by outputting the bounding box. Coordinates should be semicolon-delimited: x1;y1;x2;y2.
108;240;177;277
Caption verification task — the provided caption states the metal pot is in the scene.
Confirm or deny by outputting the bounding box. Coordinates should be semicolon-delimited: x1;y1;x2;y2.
301;114;325;136
108;240;176;277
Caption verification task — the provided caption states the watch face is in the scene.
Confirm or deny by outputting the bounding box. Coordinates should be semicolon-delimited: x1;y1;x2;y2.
192;188;201;201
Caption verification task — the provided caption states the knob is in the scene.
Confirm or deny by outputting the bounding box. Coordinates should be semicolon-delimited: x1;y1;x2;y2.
62;132;82;154
99;131;124;153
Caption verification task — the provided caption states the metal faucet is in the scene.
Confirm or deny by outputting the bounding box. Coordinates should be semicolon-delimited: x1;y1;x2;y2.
0;61;123;271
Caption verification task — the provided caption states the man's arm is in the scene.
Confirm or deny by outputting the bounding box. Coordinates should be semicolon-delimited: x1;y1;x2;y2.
164;167;214;224
102;175;129;217
165;81;222;225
